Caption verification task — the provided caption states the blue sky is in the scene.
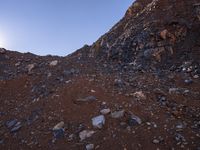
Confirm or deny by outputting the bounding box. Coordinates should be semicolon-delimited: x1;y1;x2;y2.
0;0;133;56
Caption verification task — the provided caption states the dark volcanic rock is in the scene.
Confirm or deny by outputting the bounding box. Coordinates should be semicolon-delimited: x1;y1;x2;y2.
88;0;200;72
6;119;17;128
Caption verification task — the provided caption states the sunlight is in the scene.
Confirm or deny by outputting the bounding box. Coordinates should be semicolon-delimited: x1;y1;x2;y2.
0;34;6;48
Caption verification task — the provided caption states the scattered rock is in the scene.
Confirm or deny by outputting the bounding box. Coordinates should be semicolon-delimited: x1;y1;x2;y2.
111;110;125;119
114;79;124;87
15;62;21;66
169;88;180;94
133;91;146;100
0;48;6;54
175;133;185;142
76;96;97;102
176;123;184;130
152;136;163;145
26;109;41;125
49;60;58;66
63;68;79;76
27;64;35;73
79;130;95;141
153;139;160;144
53;129;65;139
92;115;105;128
100;108;111;115
157;95;168;106
184;79;193;84
91;89;96;93
10;122;22;133
86;144;94;150
128;114;142;126
193;75;199;79
53;121;65;130
6;119;17;128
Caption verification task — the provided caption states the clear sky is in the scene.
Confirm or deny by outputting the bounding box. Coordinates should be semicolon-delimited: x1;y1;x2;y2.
0;0;133;56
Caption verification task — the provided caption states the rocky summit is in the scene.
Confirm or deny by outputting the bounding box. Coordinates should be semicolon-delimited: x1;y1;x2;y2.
0;0;200;149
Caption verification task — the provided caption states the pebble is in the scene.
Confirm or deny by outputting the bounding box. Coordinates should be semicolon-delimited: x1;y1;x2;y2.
65;80;71;84
77;96;96;102
27;64;35;73
86;144;94;150
6;119;17;128
111;110;125;119
153;139;160;144
91;90;96;93
193;75;199;79
114;79;124;87
49;60;58;66
176;123;184;129
10;122;22;133
158;95;167;105
53;129;65;139
79;130;95;141
53;121;65;130
15;62;21;66
175;133;185;142
100;108;111;115
92;115;105;128
184;79;193;84
101;102;106;105
128;114;142;126
169;88;180;94
133;91;146;99
146;122;151;126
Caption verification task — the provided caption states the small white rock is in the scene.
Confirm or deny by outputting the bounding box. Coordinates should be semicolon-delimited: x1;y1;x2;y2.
169;88;180;94
193;75;199;79
153;139;160;144
91;90;96;93
92;115;105;128
100;108;111;115
133;91;146;99
111;110;125;119
49;60;58;66
53;121;64;130
79;130;95;141
86;144;94;150
27;64;35;72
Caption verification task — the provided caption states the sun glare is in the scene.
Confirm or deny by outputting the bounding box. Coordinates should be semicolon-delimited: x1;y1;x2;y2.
0;35;6;48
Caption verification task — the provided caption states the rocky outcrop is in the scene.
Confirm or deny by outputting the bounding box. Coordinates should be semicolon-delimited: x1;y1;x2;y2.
88;0;200;71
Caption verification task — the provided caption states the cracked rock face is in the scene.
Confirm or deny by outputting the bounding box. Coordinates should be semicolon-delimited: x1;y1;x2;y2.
88;0;200;71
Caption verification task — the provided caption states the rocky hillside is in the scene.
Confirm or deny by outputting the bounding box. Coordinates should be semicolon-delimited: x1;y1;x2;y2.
0;0;200;150
89;0;200;70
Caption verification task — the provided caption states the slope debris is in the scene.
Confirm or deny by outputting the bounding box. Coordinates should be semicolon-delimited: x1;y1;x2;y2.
0;0;200;149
